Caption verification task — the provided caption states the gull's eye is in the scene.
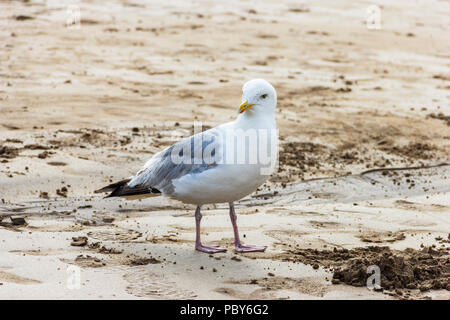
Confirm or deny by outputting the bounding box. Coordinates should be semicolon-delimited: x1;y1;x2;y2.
261;94;268;99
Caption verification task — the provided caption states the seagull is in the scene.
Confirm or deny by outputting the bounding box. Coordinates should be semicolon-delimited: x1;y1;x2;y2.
95;79;278;253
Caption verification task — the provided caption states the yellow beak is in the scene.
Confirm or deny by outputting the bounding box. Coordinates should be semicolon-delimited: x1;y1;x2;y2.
239;100;255;113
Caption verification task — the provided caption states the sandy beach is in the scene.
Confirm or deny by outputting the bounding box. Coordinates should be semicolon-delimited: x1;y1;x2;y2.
0;0;449;300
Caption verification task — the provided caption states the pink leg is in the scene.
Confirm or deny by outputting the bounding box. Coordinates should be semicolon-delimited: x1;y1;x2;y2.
229;202;266;253
195;206;226;254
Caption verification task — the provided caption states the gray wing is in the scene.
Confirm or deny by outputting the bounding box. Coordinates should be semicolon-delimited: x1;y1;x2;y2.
127;128;223;195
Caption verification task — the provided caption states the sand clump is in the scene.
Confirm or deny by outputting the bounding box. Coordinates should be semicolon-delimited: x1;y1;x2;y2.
278;246;450;296
332;247;450;292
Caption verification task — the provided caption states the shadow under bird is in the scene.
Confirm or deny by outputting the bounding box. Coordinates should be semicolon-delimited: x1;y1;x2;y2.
95;79;278;253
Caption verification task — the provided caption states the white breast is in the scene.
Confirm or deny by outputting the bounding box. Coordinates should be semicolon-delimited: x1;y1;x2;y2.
170;116;277;205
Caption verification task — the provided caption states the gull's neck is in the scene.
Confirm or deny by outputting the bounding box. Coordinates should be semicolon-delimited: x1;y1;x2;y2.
234;110;276;129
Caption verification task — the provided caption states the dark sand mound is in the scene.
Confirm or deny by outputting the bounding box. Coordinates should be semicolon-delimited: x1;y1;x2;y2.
275;245;449;297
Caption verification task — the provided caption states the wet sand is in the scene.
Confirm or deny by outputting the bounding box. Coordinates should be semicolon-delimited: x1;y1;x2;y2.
0;0;449;299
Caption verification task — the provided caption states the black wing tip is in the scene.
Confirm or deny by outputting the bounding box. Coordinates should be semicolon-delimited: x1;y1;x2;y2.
96;179;161;199
94;178;132;194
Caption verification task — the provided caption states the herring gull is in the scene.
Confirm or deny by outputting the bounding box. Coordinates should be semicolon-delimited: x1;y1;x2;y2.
95;79;278;253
